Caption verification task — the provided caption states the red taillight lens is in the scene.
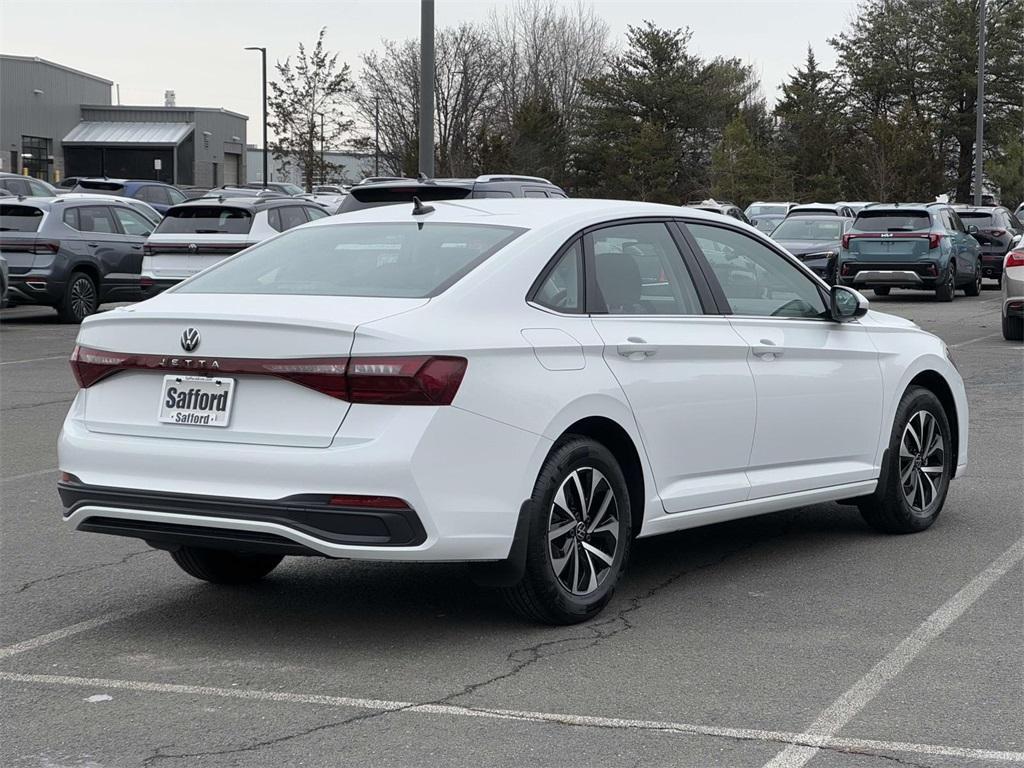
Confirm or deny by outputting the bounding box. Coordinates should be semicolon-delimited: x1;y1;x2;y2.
1006;250;1024;268
928;233;943;249
68;346;467;406
139;276;155;287
33;240;60;255
347;356;467;405
143;243;154;256
841;233;854;249
69;345;131;388
328;495;410;509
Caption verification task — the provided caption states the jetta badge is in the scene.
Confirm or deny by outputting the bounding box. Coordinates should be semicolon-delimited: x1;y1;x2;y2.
180;327;201;352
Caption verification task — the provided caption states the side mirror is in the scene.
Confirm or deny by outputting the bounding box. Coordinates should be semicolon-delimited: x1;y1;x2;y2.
831;285;868;322
750;218;758;227
967;224;979;234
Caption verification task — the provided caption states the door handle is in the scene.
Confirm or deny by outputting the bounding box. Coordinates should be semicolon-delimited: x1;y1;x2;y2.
752;339;783;360
87;242;99;248
617;337;658;360
130;244;143;250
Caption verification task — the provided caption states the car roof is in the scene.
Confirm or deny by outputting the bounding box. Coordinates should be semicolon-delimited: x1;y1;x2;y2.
310;197;740;232
776;214;852;222
167;196;315;212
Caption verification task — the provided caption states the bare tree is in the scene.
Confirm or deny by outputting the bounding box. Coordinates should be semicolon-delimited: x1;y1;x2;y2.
352;39;421;177
267;28;356;190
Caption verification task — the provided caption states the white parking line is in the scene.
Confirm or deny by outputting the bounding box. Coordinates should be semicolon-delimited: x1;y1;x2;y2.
0;354;67;366
762;536;1024;768
949;332;1003;348
0;611;137;661
1;671;1021;763
1;467;58;483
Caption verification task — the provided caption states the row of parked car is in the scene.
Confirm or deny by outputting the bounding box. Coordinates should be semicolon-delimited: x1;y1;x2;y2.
0;171;1021;339
744;198;1024;339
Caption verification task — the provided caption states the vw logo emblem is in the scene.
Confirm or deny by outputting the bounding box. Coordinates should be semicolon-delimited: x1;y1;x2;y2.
180;327;201;352
188;243;198;253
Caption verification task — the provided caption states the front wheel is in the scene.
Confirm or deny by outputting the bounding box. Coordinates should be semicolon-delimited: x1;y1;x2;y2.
502;437;632;624
858;387;952;534
935;266;955;302
170;547;283;584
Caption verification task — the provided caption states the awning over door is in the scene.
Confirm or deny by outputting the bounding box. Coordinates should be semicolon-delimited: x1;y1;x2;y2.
63;122;193;145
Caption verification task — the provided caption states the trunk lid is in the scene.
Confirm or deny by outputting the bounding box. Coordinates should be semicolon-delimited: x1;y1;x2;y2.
846;234;933;262
76;294;428;447
143;233;255;281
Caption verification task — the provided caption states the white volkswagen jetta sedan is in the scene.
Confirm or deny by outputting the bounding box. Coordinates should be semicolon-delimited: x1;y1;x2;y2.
58;199;968;624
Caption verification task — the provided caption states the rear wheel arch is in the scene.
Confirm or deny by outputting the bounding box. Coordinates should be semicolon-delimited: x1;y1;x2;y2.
556;416;646;538
69;262;101;288
905;371;959;477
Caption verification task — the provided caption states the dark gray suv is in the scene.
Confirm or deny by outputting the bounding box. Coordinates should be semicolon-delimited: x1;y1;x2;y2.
337;174;567;214
0;197;155;322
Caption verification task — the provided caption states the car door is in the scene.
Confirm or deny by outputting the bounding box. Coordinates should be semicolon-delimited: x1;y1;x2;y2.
585;220;757;513
681;220;883;499
67;205;123;287
109;206;154;298
946;209;980;278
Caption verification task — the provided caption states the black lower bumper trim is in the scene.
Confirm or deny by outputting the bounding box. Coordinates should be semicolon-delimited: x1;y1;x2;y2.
60;482;427;549
79;517;317;556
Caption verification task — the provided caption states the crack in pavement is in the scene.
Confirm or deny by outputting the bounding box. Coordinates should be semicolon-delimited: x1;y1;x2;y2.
2;548;156;596
1;397;75;412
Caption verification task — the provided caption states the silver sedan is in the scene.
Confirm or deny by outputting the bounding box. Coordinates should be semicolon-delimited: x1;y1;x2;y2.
1002;237;1024;340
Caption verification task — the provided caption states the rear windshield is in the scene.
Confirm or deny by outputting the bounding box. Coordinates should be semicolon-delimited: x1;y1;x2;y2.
0;204;44;232
789;208;836;216
154;206;254;235
176;222;524;298
72;181;125;194
748;204;788;216
771;218;845;241
957;211;995;223
340;185;473;212
852;211;931;232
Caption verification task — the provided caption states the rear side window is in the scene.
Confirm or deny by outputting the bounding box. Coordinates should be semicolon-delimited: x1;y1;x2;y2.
0;178;31;196
279;206;308;231
852;211;931;232
155;206;254;235
0;204;44;232
524;190;549;198
74;206;117;234
533;240;582;313
177;223;525;298
137;186;171;205
476;190;513;199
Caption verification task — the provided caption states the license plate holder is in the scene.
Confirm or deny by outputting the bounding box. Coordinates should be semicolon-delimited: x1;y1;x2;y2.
158;375;235;427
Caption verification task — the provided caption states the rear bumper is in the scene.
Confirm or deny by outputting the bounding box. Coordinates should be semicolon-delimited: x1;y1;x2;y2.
843;270;932;289
58;398;549;562
981;253;1005;278
7;276;65;305
60;481;427;555
139;278;179;301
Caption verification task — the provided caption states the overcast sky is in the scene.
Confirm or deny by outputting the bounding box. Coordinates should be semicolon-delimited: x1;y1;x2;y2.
1;0;859;145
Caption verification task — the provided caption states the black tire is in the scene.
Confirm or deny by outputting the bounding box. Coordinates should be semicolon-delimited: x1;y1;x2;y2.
502;436;632;625
170;547;283;584
873;287;891;296
1003;313;1024;341
57;271;98;323
858;387;952;534
963;264;982;296
935;265;955;302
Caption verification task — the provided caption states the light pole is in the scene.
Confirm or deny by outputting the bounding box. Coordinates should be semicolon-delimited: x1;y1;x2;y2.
973;0;986;205
419;0;434;178
374;96;380;177
245;46;268;188
316;112;325;185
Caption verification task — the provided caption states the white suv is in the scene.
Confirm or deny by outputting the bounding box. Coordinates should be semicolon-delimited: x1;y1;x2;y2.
140;196;330;298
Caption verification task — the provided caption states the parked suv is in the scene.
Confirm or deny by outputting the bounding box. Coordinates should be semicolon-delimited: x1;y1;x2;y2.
337;175;566;213
141;196;330;298
953;205;1024;286
69;179;188;214
0;197;156;321
787;202;857;218
770;214;853;284
0;172;58;197
836;204;982;301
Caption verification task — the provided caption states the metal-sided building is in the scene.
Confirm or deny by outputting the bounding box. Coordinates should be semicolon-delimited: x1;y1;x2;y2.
64;105;248;187
1;54;247;187
0;54;112;181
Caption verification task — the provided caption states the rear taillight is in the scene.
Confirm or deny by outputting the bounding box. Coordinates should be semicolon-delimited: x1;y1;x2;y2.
841;233;857;249
68;346;467;405
928;234;943;249
840;262;853;276
143;243;154;256
1006;250;1024;269
69;345;132;388
33;240;60;254
139;276;154;287
347;356;467;405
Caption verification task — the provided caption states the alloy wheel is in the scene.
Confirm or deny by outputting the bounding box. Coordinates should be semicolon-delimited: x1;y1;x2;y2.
899;410;945;514
70;276;97;320
547;467;620;596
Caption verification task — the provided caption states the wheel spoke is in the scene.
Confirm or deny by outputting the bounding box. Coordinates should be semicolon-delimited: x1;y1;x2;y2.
550;546;572;576
900;460;915;486
548;520;576;541
581;540;614;567
919;469;937;508
591;519;619;538
587;488;614;533
571;471;588;520
920;465;944;475
552;485;576;522
581;547;598;594
570;541;580;592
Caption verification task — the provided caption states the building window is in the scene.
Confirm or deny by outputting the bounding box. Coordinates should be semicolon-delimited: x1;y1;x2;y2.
21;136;53;182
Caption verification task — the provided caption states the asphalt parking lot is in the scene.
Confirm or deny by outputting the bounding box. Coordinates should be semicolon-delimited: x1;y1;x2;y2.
1;287;1021;768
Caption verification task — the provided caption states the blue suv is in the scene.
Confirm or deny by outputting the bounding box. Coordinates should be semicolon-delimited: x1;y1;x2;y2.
69;178;187;214
836;203;982;301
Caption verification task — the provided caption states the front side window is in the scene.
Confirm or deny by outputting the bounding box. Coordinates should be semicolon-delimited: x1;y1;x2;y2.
686;223;827;319
167;187;186;204
137;186;171;205
27;179;53;197
533;240;581;313
113;207;153;236
176;222;524;298
304;206;329;221
589;222;701;315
